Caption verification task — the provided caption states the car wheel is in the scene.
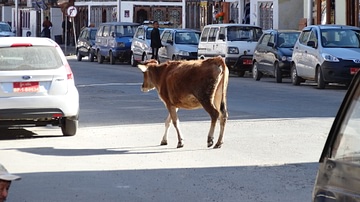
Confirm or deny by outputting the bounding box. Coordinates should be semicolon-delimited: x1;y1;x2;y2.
237;71;245;77
142;54;148;63
61;118;78;136
98;51;104;64
88;51;94;62
76;50;82;61
316;66;326;89
109;51;115;65
291;64;301;85
252;62;262;81
130;53;137;67
274;62;282;83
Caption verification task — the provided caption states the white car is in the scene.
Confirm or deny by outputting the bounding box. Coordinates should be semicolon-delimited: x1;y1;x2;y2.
0;37;79;136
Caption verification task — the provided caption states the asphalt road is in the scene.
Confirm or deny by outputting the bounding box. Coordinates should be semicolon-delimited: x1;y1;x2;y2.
0;56;348;202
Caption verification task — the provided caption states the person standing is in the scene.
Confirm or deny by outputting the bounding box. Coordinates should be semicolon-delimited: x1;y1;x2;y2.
0;164;21;202
150;21;161;60
42;16;52;38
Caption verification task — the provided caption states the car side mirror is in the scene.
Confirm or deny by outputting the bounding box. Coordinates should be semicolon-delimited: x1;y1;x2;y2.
166;39;173;44
219;34;225;41
111;32;116;37
138;35;144;40
307;41;317;48
267;42;275;47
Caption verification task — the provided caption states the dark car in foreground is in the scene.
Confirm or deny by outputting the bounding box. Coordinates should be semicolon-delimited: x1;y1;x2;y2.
312;71;360;201
252;30;300;83
76;27;98;62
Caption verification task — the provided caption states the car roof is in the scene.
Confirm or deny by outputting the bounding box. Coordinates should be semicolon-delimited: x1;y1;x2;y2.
204;23;262;29
99;22;140;26
305;24;360;30
263;29;300;34
0;37;58;48
165;28;201;33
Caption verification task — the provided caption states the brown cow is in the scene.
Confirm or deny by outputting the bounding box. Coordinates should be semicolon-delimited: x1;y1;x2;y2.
138;56;229;148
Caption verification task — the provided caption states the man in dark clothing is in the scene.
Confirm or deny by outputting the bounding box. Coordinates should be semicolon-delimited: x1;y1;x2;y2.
150;21;161;60
42;16;52;38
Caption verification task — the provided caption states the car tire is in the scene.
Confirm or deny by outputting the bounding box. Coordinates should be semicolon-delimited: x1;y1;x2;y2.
142;54;148;63
88;51;95;62
274;62;282;83
252;62;262;81
109;51;115;65
291;64;301;85
316;66;326;89
76;50;82;61
237;71;245;77
130;53;137;67
61;118;78;136
98;51;104;64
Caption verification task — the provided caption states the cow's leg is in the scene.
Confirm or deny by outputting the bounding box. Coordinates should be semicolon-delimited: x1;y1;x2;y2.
214;102;228;149
168;107;184;148
160;114;172;145
201;102;220;148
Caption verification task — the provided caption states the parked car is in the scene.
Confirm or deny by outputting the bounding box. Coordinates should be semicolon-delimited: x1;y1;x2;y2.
0;22;15;37
158;28;201;63
198;23;263;77
252;30;300;83
292;24;360;89
312;70;360;201
94;22;139;65
130;24;165;67
0;37;79;136
76;27;98;62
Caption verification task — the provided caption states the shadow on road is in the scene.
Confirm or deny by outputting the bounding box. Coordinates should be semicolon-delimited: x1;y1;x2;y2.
0;127;63;140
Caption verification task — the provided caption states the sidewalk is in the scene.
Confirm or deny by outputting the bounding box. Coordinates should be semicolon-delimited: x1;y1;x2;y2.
59;44;76;56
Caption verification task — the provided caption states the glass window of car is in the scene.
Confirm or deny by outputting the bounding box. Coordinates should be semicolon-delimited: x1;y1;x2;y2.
200;27;210;42
146;28;165;39
103;26;110;37
79;29;87;39
161;30;172;43
321;29;360;48
227;26;262;41
208;27;218;42
0;23;11;32
259;33;270;46
307;29;318;46
90;29;97;40
135;27;144;39
96;26;104;37
278;32;300;48
0;46;63;70
174;32;200;44
298;30;311;45
331;86;360;163
114;25;137;37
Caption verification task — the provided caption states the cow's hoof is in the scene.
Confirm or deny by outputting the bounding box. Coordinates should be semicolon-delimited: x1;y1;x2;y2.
213;143;222;149
177;142;184;148
207;141;214;148
160;140;168;145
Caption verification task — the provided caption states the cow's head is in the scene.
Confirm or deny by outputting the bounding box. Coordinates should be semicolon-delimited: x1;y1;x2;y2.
138;59;159;92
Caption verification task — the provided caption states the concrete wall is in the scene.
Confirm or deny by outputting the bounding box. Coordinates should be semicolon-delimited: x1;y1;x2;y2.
278;0;304;30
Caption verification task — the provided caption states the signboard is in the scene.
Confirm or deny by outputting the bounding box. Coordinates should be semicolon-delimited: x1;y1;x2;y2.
67;6;77;17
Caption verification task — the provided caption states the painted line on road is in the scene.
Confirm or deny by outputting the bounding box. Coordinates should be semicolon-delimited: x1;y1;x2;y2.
77;83;142;88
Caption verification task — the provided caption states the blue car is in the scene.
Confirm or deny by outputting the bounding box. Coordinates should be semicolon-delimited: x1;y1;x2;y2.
94;22;139;65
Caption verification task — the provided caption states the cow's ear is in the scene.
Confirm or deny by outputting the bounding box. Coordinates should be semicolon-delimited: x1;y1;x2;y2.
138;64;148;72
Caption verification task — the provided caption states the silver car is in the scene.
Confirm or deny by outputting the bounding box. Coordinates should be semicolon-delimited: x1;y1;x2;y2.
0;22;15;37
158;28;201;63
0;37;79;136
291;25;360;89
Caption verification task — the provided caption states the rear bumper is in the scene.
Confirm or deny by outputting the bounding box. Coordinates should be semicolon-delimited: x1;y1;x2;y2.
226;55;253;72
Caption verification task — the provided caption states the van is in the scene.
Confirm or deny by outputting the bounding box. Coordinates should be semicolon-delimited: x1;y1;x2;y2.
198;24;262;77
94;22;139;65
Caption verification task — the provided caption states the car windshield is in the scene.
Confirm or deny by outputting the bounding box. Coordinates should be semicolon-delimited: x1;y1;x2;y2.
321;29;360;48
0;46;63;70
332;84;360;162
175;32;200;45
146;28;165;39
115;25;138;37
0;23;11;32
277;32;300;48
227;26;263;41
90;30;97;40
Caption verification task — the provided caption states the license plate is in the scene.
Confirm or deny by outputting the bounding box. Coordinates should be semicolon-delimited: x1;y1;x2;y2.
350;67;360;75
243;59;252;65
13;82;39;92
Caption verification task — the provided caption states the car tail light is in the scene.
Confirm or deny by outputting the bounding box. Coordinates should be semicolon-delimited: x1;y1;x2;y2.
52;113;63;118
64;63;74;80
10;43;32;47
350;67;360;75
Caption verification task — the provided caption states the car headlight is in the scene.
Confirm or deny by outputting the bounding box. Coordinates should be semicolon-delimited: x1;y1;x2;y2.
281;56;292;62
228;47;239;54
178;50;189;56
322;53;339;62
117;42;125;48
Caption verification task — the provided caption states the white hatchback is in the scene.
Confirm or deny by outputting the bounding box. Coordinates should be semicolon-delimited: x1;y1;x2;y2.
0;37;79;136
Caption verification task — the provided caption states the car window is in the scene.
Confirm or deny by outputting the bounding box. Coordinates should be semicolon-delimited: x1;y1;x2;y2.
0;23;11;32
115;25;137;37
278;32;300;48
103;26;110;37
259;33;270;46
96;26;104;37
174;32;200;45
208;27;218;42
331;85;360;162
146;28;165;39
200;27;210;42
308;29;318;47
161;31;172;43
0;46;63;70
135;27;144;39
321;29;360;48
226;26;262;41
299;30;311;45
79;30;86;39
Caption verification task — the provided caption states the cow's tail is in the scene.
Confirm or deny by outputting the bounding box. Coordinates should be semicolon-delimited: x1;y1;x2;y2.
218;56;229;117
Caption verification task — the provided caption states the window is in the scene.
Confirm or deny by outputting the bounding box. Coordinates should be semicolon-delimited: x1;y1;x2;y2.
259;34;270;46
161;31;172;43
96;26;104;37
299;30;311;45
200;27;210;42
135;27;144;39
103;26;110;37
208;27;219;42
